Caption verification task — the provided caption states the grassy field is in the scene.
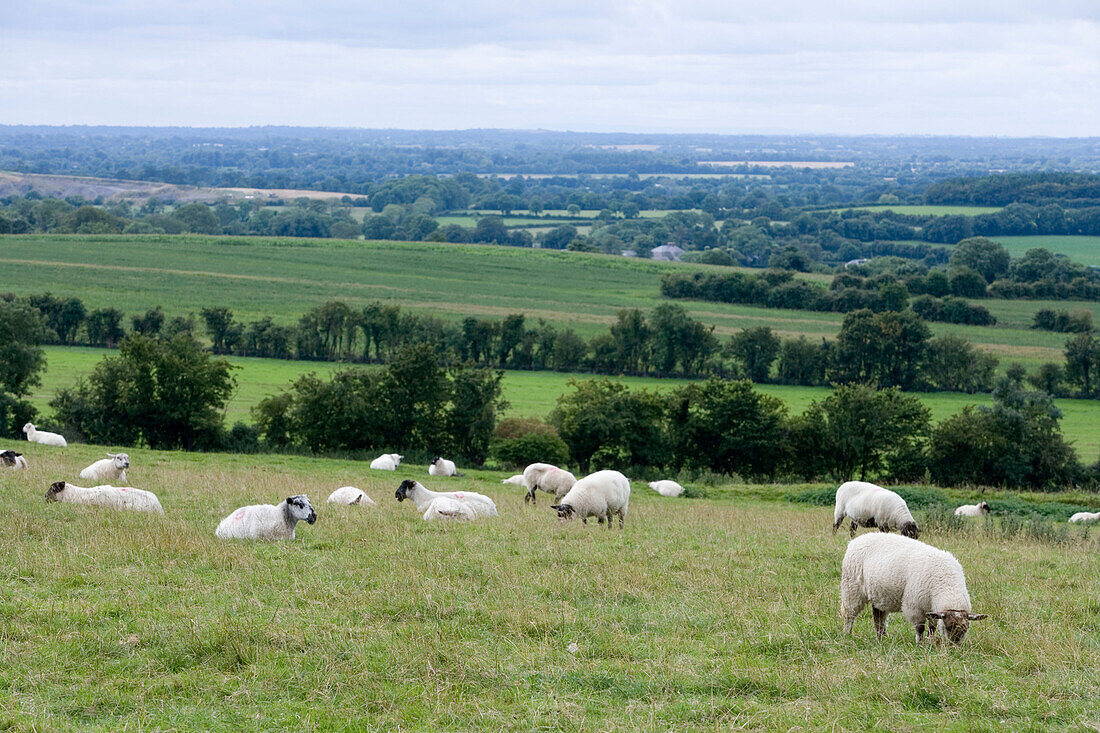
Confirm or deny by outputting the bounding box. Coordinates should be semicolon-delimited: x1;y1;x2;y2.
989;235;1100;266
2;445;1098;730
835;205;1004;216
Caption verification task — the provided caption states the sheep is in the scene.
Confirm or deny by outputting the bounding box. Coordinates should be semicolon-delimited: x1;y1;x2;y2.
326;486;377;507
370;453;402;471
1069;511;1100;523
522;462;577;505
840;532;986;644
428;456;460;477
0;449;27;469
23;422;66;447
551;469;630;529
215;495;316;541
421;496;478;521
832;481;919;539
954;502;991;517
394;479;497;519
648;480;685;497
501;474;527;487
79;453;130;485
45;481;164;515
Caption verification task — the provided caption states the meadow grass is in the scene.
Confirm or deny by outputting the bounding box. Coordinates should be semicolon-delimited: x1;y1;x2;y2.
989;236;1100;266
833;205;1004;216
2;445;1098;731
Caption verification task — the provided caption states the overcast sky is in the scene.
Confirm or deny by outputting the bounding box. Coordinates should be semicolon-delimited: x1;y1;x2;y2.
1;1;1097;136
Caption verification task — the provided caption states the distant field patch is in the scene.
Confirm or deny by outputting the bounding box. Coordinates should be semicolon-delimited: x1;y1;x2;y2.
990;235;1100;266
702;160;855;169
836;205;1004;216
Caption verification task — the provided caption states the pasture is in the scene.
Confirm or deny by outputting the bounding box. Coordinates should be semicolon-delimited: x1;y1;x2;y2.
989;236;1100;267
2;445;1098;730
834;205;1004;216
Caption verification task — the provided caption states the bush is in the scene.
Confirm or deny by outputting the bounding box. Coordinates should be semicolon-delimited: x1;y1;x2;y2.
491;433;570;469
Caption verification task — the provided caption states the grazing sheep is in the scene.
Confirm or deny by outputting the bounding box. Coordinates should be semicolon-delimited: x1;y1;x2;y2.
522;463;577;505
428;456;460;477
0;450;27;469
326;486;377;506
23;422;66;447
648;480;685;497
79;453;130;485
370;453;402;471
833;481;919;539
45;481;164;515
215;495;317;541
1069;511;1100;523
954;502;991;517
394;479;497;519
841;532;986;644
551;469;630;529
501;474;527;487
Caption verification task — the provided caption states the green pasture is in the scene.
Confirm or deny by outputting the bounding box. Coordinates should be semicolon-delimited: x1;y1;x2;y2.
2;446;1098;730
989;235;1100;266
836;205;1004;216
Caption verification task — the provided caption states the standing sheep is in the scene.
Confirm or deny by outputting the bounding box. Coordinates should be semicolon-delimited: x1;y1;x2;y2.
954;502;991;517
428;456;460;477
394;479;497;519
833;481;919;539
23;423;66;447
215;495;317;541
80;453;131;485
648;480;685;497
550;469;630;529
1069;511;1100;523
327;486;377;506
841;532;986;644
0;450;27;469
522;463;576;505
45;481;164;514
370;453;402;471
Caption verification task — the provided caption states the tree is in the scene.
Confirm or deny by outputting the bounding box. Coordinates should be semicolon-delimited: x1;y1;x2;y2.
0;301;47;436
949;237;1010;283
948;267;988;298
85;308;126;348
777;336;830;386
550;380;668;471
728;327;780;382
171;203;221;234
920;334;997;393
446;367;507;463
649;304;717;377
831;309;930;389
1064;332;1100;397
200;307;237;354
609;309;650;374
132;306;165;337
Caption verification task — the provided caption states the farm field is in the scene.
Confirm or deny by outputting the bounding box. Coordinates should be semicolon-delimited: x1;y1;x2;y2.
835;205;1004;216
990;235;1100;266
30;346;1100;458
3;446;1098;730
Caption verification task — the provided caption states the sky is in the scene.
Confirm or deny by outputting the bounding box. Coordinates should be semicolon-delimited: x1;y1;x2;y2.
1;1;1098;136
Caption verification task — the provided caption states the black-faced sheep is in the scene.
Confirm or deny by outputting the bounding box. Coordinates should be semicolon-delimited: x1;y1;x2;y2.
0;449;27;469
45;481;163;514
551;469;630;528
215;495;317;540
522;463;576;505
954;502;991;517
394;479;497;520
833;481;919;539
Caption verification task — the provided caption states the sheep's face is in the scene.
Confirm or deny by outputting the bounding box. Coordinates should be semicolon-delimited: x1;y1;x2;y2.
901;522;920;539
978;502;990;514
395;479;418;502
285;495;316;524
391;454;403;466
45;481;67;502
0;450;21;466
926;610;987;645
22;422;34;435
108;453;130;470
550;504;576;522
430;456;441;465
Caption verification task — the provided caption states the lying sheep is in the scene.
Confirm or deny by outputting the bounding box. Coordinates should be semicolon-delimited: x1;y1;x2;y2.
1069;511;1100;523
422;496;478;521
23;422;66;447
428;456;460;477
215;495;317;541
833;481;919;539
45;481;164;514
370;453;402;471
80;453;130;485
954;502;991;517
501;474;527;487
522;463;577;505
326;486;377;506
648;480;685;497
841;532;986;644
394;479;497;519
551;469;630;529
0;449;27;469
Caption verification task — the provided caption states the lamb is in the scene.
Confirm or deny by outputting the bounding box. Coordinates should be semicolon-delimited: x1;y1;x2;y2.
428;456;460;477
522;463;577;505
840;532;986;644
832;481;919;539
215;495;317;540
648;480;685;497
0;450;27;469
23;422;66;447
45;481;164;515
369;453;402;471
551;469;630;529
954;502;991;517
1069;511;1100;523
326;486;377;506
79;453;130;484
394;479;498;519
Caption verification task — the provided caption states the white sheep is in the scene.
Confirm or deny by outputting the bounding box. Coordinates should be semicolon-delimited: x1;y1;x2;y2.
369;453;402;471
841;532;987;644
954;502;991;517
522;463;577;505
421;496;478;521
215;495;317;540
0;449;27;469
428;456;459;477
551;469;630;528
23;422;66;447
1069;511;1100;523
501;474;527;487
79;453;130;485
326;486;377;506
45;480;164;514
648;480;685;497
832;481;920;539
394;479;497;519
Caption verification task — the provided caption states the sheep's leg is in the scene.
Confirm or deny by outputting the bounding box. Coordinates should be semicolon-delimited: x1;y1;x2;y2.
525;487;535;505
848;518;858;538
618;511;624;529
832;516;843;534
872;608;888;639
841;598;865;635
913;622;926;644
605;510;613;529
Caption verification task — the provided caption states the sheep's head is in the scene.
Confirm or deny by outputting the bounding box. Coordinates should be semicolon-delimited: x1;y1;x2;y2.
391;454;403;466
22;422;34;435
45;481;67;502
901;522;920;539
430;456;441;465
0;450;21;466
550;503;576;521
926;610;987;645
395;479;419;502
285;495;316;524
978;502;991;514
108;452;131;470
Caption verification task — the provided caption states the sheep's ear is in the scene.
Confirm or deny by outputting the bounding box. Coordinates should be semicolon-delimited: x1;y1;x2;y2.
550;504;561;510
107;452;116;457
925;612;947;620
967;613;987;621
